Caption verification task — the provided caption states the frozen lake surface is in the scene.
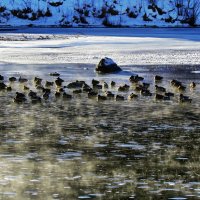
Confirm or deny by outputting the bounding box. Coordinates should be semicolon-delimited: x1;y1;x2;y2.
0;28;200;199
1;28;200;65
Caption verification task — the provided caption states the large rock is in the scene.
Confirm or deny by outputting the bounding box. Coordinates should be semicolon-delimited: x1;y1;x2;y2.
96;57;122;73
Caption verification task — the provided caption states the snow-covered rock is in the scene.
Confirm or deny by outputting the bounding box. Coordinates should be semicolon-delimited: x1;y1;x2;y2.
96;57;122;73
0;0;200;27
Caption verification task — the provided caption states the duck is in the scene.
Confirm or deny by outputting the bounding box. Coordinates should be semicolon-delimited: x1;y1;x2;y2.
0;75;4;81
0;82;7;90
43;88;51;94
31;96;42;104
19;76;28;83
36;85;44;90
178;85;186;92
73;89;82;94
118;84;130;92
92;79;99;86
155;85;166;93
93;84;102;90
45;81;54;87
154;93;170;101
6;86;12;91
28;90;37;98
170;79;182;87
49;72;60;76
111;81;116;87
16;92;26;99
34;77;42;85
105;91;114;98
97;95;107;101
142;82;150;89
14;97;26;103
88;91;98;98
115;95;125;101
82;84;92;92
67;80;86;89
24;85;30;91
128;93;138;100
63;92;72;99
14;92;27;103
154;93;164;100
154;75;163;82
135;85;144;92
103;82;109;89
9;77;17;82
43;92;50;100
55;77;64;87
58;88;65;92
140;89;152;97
129;75;144;83
55;91;61;98
179;94;192;103
165;92;174;97
190;82;196;89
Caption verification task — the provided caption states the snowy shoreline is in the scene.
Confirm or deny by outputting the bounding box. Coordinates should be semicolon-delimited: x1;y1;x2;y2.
1;28;200;66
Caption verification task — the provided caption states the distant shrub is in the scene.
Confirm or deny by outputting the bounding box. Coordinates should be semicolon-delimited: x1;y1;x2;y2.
176;3;182;8
155;5;166;15
37;9;45;18
49;1;63;7
76;8;84;15
0;6;6;13
11;9;28;19
73;16;80;23
84;10;89;17
128;11;138;18
98;7;107;18
165;16;175;23
108;7;119;16
151;14;157;18
45;8;52;17
126;7;130;13
22;7;32;14
184;0;200;27
29;12;37;21
143;13;152;21
102;17;112;26
181;17;196;27
80;16;88;24
148;5;156;12
28;24;33;27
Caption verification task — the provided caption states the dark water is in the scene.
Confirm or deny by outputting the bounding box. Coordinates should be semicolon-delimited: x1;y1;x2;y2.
0;64;200;200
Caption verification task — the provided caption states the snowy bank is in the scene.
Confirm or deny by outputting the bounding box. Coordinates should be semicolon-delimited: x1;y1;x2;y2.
0;0;200;27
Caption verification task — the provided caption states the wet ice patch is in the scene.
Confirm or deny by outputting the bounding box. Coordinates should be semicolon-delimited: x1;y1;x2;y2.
57;151;82;160
116;142;145;150
191;71;200;73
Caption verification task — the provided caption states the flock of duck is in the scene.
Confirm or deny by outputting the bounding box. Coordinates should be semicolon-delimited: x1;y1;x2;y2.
0;72;197;104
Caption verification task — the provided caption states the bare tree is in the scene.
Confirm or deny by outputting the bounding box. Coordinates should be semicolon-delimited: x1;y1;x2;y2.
191;0;200;25
175;0;184;16
185;0;200;26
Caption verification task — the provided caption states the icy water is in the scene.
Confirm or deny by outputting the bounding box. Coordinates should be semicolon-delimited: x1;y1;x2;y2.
0;64;200;200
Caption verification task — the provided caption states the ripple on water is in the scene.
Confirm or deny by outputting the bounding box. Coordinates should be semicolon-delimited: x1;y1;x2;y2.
0;192;16;197
57;151;82;161
78;195;92;199
116;143;145;150
168;198;187;200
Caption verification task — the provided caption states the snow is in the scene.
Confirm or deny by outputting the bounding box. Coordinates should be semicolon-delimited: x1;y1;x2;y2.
0;0;200;27
1;28;200;67
103;57;116;66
